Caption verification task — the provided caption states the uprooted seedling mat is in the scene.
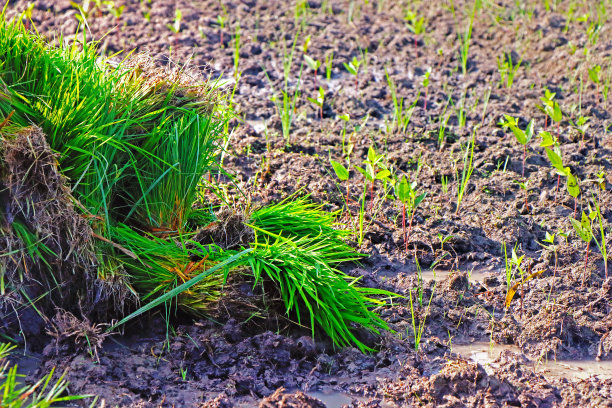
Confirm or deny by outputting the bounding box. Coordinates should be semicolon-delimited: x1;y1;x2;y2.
0;15;394;356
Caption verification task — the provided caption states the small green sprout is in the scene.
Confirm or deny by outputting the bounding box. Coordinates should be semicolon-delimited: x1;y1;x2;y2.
330;158;350;215
307;86;325;120
104;1;124;19
497;52;522;89
588;65;602;103
570;211;594;279
500;115;534;178
167;8;182;35
324;51;334;80
343;56;362;91
422;68;431;110
304;54;321;85
356;146;390;212
567;171;581;218
514;179;531;211
396;175;427;253
216;14;226;46
404;9;426;48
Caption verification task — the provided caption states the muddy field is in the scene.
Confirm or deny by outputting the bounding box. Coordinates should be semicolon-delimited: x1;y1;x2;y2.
4;0;612;406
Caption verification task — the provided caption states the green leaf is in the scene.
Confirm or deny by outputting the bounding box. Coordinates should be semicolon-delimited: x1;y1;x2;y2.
414;192;427;208
525;119;534;143
545;147;564;173
304;54;320;71
567;172;580;198
376;169;391;180
552;101;562;122
539;131;555;147
588;65;601;84
396;175;410;202
330;159;349;181
367;146;377;163
366;163;375;181
570;213;591;242
511;126;526;145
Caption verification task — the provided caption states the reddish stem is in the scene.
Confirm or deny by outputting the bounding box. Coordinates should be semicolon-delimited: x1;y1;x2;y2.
584;241;590;273
402;202;407;254
522;144;526;178
424;88;428;111
573;196;577;218
407;211;415;245
544;115;548;131
554;175;560;203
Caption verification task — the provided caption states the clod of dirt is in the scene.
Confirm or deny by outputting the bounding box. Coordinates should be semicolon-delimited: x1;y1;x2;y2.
45;309;109;361
259;388;326;408
192;208;254;250
0;127;135;335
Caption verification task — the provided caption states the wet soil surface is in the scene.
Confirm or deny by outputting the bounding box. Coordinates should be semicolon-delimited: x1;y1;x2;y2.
5;0;612;406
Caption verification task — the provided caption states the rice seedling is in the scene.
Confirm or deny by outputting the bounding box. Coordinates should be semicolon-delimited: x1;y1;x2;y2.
422;68;432;110
344;56;362;92
458;0;477;75
0;343;90;407
395;175;426;253
455;131;476;213
570;211;594;279
384;67;419;134
307;87;325;120
408;282;435;353
499;115;534;178
590;197;608;279
233;23;241;78
304;54;321;85
497;52;522;89
324;51;334;80
0;8;396;356
356;146;391;212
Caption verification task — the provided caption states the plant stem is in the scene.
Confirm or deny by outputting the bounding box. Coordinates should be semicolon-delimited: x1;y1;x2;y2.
584;241;590;273
554;175;560;203
370;180;374;212
345;179;350;217
522;144;526;178
403;202;407;254
574;196;577;218
407;210;415;246
424;87;428;111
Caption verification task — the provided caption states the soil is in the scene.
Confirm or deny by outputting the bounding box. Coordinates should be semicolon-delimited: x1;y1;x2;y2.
3;0;612;407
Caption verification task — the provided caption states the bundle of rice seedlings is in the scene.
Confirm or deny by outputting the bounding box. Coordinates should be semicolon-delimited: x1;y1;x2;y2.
0;12;395;352
110;224;231;315
244;198;395;352
122;111;223;233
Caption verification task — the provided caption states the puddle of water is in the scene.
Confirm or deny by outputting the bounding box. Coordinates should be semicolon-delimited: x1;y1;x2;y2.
377;267;490;284
453;341;612;380
307;391;354;408
419;268;489;283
